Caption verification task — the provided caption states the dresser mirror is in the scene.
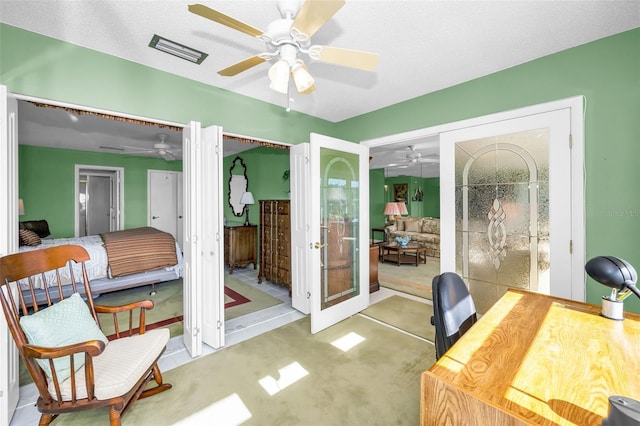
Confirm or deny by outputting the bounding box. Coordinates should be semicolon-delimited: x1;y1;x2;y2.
228;156;248;217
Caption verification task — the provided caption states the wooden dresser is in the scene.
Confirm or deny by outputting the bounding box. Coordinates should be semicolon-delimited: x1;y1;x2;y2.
223;224;257;274
258;200;291;290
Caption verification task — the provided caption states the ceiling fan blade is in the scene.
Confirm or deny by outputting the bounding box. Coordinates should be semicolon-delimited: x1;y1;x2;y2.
313;46;379;71
218;55;267;76
188;4;264;38
291;0;345;40
120;145;155;153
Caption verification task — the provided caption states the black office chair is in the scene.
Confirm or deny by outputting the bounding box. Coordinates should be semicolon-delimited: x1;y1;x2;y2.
430;272;478;360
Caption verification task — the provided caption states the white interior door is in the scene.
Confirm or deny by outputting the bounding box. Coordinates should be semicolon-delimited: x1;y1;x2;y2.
182;122;224;356
200;125;224;349
148;170;180;238
290;143;311;314
182;122;203;356
306;133;369;334
440;107;582;301
0;85;19;425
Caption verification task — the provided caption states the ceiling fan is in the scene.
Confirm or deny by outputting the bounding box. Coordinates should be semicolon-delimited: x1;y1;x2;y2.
403;145;439;165
188;0;379;95
120;133;182;161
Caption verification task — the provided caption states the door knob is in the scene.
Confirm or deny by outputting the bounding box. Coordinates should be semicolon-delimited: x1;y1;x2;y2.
313;242;328;249
152;216;160;219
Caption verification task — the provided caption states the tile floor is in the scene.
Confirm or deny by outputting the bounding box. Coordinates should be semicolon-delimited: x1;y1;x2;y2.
10;267;431;425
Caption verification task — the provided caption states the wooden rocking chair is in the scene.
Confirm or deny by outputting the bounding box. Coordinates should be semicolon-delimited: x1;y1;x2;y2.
0;245;172;426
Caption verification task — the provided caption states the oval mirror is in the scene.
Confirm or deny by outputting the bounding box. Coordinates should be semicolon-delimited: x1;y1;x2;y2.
228;156;248;217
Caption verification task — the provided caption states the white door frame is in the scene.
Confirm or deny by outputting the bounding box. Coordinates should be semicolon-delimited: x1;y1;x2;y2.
0;85;20;426
361;96;585;301
75;165;124;236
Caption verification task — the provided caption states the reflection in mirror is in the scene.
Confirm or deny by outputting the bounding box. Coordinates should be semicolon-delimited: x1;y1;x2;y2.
229;156;248;217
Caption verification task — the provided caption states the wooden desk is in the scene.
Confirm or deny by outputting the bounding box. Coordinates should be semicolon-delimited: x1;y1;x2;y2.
421;289;640;426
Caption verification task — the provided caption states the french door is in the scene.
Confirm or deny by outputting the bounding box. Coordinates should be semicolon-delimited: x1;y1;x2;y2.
292;133;370;334
440;104;584;306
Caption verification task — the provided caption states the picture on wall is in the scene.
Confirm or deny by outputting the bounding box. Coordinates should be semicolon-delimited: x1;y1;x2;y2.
394;183;408;202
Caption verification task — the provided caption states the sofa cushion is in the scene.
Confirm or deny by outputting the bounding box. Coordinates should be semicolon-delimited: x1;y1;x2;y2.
405;220;422;233
421;218;440;234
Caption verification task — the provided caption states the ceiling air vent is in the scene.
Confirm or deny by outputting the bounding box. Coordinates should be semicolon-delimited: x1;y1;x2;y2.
149;34;208;64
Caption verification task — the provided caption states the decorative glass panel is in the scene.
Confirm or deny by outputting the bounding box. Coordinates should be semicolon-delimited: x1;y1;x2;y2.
455;129;549;312
320;148;360;310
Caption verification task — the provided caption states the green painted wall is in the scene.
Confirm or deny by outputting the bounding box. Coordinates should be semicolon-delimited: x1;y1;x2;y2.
338;28;640;312
3;22;640;312
0;24;337;145
377;175;439;220
19;145;182;237
222;146;290;226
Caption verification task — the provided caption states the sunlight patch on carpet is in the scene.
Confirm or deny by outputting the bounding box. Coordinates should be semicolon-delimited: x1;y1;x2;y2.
259;361;309;396
331;332;366;352
174;393;252;426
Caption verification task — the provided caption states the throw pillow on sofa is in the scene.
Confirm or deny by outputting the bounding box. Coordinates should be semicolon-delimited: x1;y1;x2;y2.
405;220;422;233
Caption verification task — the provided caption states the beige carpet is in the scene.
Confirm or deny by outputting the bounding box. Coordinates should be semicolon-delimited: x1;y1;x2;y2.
378;256;439;300
361;295;434;341
53;315;436;425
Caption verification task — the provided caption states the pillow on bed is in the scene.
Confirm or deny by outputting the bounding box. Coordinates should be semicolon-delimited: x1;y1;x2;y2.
19;229;41;247
20;293;108;382
19;220;51;238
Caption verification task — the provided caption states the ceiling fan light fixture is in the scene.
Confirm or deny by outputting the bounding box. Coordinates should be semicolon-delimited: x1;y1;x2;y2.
291;60;315;93
268;59;291;94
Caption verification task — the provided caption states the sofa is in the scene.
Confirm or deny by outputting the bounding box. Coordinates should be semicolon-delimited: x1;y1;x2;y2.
385;217;440;258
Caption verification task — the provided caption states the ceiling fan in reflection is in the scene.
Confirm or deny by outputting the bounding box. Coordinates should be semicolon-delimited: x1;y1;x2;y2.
120;133;182;161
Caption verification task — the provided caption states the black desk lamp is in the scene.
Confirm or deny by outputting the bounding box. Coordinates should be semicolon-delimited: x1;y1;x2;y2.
585;256;639;320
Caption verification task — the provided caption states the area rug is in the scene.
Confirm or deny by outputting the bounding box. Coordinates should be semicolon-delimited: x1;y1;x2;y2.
53;315;436;425
361;295;434;341
378;256;439;300
96;277;283;339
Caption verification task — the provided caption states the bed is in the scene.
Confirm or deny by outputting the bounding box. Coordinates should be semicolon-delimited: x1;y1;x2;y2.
18;221;183;305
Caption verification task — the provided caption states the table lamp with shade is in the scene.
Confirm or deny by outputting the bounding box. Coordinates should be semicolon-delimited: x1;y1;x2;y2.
397;202;408;219
384;202;400;224
239;191;255;226
585;256;640;320
18;199;25;216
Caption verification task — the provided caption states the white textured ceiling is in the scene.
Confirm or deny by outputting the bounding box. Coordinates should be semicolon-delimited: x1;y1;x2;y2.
2;1;639;177
2;0;638;123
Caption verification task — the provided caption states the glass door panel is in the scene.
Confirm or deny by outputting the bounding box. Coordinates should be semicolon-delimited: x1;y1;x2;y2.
320;148;361;309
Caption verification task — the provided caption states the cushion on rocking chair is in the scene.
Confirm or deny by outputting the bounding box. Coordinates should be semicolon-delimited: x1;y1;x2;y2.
49;328;170;401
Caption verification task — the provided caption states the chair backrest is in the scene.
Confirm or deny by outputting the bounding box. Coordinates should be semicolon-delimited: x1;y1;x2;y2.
0;245;96;398
430;272;477;359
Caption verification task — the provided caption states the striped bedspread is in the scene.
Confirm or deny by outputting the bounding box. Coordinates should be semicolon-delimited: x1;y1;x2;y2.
101;227;178;278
